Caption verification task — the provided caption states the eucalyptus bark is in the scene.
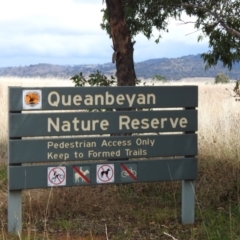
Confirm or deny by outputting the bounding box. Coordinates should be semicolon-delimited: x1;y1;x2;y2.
106;0;136;86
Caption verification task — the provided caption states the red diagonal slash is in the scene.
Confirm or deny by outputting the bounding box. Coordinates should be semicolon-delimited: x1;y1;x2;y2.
73;166;91;183
121;164;137;181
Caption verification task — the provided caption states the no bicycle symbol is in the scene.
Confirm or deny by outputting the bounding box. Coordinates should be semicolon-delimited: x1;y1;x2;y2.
96;164;114;183
48;167;66;186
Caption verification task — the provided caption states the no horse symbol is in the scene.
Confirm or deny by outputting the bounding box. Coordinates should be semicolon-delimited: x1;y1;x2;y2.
96;164;114;183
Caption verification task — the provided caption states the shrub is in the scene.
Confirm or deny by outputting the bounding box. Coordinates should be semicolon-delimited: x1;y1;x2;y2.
70;70;116;87
214;73;230;84
152;74;168;82
71;70;141;87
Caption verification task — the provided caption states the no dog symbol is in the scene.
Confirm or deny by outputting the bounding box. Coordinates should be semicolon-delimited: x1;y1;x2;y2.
96;164;114;183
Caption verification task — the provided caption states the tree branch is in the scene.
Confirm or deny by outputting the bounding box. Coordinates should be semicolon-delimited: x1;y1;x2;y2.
181;2;240;39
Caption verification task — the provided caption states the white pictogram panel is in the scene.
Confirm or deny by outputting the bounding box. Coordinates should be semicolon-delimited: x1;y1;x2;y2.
96;164;114;183
48;167;66;186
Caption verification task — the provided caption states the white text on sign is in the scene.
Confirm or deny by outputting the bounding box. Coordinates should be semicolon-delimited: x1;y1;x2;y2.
47;116;188;133
47;91;156;108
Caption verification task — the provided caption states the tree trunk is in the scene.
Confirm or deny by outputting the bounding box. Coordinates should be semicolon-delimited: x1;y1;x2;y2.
105;0;135;161
106;0;136;86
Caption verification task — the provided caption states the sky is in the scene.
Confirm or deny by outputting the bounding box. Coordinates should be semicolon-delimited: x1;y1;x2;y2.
0;0;209;68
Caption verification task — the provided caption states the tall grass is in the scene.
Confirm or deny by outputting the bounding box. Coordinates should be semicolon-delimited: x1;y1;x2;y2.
1;77;240;239
198;84;240;161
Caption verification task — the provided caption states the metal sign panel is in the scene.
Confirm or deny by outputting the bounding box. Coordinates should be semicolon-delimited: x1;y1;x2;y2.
9;110;197;137
8;158;197;190
9;86;198;111
9;134;197;163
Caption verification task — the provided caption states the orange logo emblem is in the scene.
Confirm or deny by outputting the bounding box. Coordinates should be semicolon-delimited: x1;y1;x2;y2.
24;92;40;106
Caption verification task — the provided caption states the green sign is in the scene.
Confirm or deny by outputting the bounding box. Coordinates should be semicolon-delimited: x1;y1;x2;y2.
9;110;197;137
8;86;198;233
9;86;198;111
9;134;197;163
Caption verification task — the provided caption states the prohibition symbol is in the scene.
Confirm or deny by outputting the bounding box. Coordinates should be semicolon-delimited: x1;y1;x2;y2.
121;164;137;181
48;167;66;186
96;164;114;183
120;163;137;183
73;165;90;184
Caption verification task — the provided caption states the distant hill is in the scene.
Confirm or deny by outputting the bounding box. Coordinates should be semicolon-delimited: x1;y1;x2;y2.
0;54;239;80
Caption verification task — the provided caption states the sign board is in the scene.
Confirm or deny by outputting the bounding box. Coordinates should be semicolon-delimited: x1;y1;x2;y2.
9;86;198;111
8;86;198;233
9;134;197;163
9;110;197;137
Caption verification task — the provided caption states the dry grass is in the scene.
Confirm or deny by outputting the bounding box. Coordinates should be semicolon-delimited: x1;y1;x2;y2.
1;77;240;239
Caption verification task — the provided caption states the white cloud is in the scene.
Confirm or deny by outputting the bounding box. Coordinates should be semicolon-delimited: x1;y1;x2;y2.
0;0;104;34
134;15;208;61
0;0;209;67
0;0;110;62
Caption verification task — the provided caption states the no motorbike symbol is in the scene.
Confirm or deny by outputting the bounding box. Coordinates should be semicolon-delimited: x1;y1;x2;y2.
48;167;66;186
